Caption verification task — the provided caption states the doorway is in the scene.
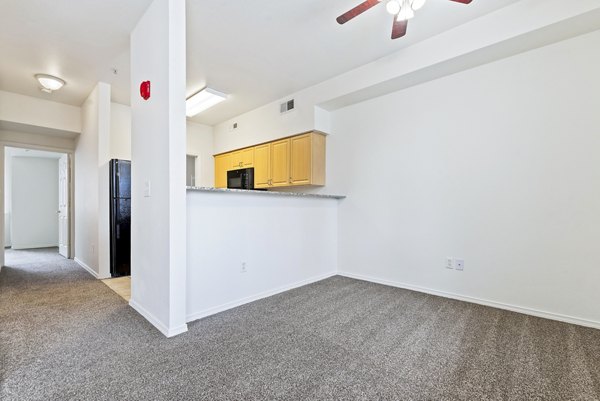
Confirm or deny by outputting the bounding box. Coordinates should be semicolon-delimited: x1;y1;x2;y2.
3;146;71;263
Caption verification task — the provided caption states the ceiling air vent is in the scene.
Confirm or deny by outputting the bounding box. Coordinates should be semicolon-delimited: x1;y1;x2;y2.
280;99;295;114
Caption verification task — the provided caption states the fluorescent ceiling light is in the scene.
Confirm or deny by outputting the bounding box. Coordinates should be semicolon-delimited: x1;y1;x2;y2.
186;88;227;117
35;74;66;93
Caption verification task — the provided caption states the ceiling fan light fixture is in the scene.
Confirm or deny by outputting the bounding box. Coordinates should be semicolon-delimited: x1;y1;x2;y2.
386;0;401;15
337;0;473;40
35;74;66;92
411;0;427;10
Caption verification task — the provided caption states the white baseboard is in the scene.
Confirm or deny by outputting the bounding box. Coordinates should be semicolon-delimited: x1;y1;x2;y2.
187;271;337;323
74;257;110;279
129;298;189;338
74;257;99;279
12;244;59;250
339;271;600;331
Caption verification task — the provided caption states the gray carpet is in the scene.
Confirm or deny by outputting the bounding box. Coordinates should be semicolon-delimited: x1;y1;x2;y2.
1;248;600;401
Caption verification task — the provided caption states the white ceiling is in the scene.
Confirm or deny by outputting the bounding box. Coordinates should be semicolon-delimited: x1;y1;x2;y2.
186;0;520;125
0;0;520;126
0;0;152;107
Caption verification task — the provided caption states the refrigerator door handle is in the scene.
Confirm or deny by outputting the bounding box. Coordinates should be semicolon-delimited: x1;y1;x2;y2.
116;224;120;240
115;162;120;199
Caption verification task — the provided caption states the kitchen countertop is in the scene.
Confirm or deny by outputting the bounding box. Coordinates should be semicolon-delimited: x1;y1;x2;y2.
186;186;346;200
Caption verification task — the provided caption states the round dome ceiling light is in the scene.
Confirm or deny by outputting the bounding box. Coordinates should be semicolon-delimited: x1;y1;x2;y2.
35;74;66;93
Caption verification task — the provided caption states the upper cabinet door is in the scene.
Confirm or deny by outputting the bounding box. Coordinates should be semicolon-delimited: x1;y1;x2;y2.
253;144;270;188
290;134;311;186
230;151;242;169
214;154;230;188
241;148;254;167
231;148;254;169
270;139;290;187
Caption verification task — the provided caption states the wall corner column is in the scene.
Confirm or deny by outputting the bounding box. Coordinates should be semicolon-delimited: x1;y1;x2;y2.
129;0;187;337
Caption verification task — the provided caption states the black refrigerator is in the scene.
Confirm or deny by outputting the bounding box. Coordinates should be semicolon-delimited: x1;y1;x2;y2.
110;159;131;277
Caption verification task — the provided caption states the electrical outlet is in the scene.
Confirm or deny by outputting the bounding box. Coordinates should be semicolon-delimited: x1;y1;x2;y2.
446;257;454;269
241;262;247;273
455;259;465;271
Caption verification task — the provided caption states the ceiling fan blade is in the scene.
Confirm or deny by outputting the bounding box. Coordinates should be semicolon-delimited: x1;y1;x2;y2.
449;0;473;3
337;0;381;25
391;17;408;39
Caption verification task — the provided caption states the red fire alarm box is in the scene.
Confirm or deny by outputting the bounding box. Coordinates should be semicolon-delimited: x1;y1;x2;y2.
140;81;151;100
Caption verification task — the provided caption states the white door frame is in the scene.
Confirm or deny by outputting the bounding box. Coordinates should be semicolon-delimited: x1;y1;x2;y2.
0;141;75;267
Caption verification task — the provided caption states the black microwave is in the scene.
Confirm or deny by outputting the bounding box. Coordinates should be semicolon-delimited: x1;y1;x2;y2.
227;168;255;190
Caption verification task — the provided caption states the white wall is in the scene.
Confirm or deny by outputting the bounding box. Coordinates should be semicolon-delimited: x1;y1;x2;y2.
3;149;11;248
329;30;600;326
104;103;214;187
0;130;76;152
110;102;132;160
10;157;59;249
74;83;111;276
96;93;113;279
0;90;81;134
130;0;188;337
0;148;3;267
75;86;99;272
186;121;214;187
186;191;338;321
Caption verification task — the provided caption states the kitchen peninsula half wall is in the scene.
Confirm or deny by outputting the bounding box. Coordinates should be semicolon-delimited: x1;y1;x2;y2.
186;187;344;323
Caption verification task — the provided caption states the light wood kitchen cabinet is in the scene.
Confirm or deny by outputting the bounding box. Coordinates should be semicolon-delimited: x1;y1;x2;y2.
231;148;254;169
242;148;254;167
213;131;326;189
290;132;326;186
290;134;311;185
254;144;271;188
214;153;230;188
270;139;291;187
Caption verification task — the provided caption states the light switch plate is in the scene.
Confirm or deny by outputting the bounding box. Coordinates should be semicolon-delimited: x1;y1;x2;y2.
144;181;151;197
446;257;454;269
455;259;465;271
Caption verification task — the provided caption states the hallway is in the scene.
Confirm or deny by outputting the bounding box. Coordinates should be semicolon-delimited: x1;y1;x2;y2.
0;248;150;400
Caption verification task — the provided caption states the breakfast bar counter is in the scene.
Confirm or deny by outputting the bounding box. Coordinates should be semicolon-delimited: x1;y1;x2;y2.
186;186;346;200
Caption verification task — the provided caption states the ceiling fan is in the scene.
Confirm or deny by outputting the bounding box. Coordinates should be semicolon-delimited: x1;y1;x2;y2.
337;0;473;40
